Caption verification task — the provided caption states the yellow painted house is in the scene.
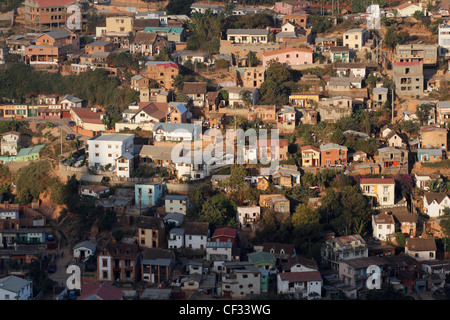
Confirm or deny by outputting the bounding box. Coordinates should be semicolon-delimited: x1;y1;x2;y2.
300;145;320;167
289;93;320;107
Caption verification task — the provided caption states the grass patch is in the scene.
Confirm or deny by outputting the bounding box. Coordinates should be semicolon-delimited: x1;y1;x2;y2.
421;160;450;168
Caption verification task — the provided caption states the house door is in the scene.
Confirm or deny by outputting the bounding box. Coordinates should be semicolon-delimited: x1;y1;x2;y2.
80;250;85;259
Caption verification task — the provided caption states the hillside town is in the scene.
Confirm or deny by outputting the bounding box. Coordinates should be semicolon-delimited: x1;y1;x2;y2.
1;0;450;303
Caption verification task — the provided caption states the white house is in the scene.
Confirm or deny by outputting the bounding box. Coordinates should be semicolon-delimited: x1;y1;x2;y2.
206;241;233;261
60;94;83;109
372;212;395;241
276;271;322;299
164;194;190;215
360;178;396;207
1;131;22;156
0;275;32;300
0;209;19;220
222;262;261;299
115;152;134;178
168;227;185;249
79;185;110;198
423;192;450;218
184;222;209;250
163;212;184;227
415;173;442;190
87;133;134;169
237;206;261;228
405;238;437;261
73;240;97;261
223;87;260;107
152;122;201;143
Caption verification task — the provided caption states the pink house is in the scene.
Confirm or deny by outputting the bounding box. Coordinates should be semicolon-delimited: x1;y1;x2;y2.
273;1;308;15
262;47;313;67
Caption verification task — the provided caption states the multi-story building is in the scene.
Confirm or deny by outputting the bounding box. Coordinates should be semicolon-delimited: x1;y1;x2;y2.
419;125;447;149
1;132;23;156
395;44;438;66
259;194;290;213
135;182;164;207
247;105;276;123
237;206;261;228
24;0;77;30
86;133;134;169
360;178;396;207
300;145;320;167
337;256;389;290
164;194;190;215
377;147;409;174
184;222;209;250
96;242;140;283
317;96;353;123
137;216;166;249
320;143;348;167
226;29;269;44
372;212;395;241
145;61;179;90
321;234;369;270
343;28;369;51
436;101;450;126
222;261;261;299
262;47;313;67
438;23;450;57
236;67;266;88
392;61;424;97
282;14;309;28
273;1;308;15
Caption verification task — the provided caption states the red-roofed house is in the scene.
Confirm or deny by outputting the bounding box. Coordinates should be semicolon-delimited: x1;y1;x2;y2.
145;61;179;90
360;178;396;207
70;107;107;134
211;227;238;248
78;282;124;300
276;271;322;299
300;145;320;167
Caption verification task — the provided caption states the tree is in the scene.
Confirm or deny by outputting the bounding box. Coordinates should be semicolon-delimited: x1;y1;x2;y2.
330;129;345;145
415;104;433;125
165;0;194;15
247;51;260;67
186;10;221;53
154;46;173;61
198;193;237;226
292;204;319;229
239;90;252;107
384;25;400;51
15;161;52;205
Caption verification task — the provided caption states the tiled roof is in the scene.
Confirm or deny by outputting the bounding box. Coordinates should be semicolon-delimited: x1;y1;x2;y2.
406;238;437;252
360;178;395;185
78;282;123;300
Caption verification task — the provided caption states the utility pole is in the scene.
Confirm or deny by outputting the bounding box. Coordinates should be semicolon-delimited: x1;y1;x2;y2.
391;82;395;124
60;125;63;157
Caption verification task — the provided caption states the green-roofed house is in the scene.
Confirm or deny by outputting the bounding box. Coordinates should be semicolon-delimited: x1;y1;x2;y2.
248;251;276;293
248;251;277;270
143;27;185;42
16;144;45;162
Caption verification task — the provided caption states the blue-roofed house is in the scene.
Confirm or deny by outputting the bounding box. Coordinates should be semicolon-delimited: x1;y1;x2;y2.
418;148;444;162
135;182;164;207
163;212;184;227
166;102;188;123
0;275;33;300
372;87;389;108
